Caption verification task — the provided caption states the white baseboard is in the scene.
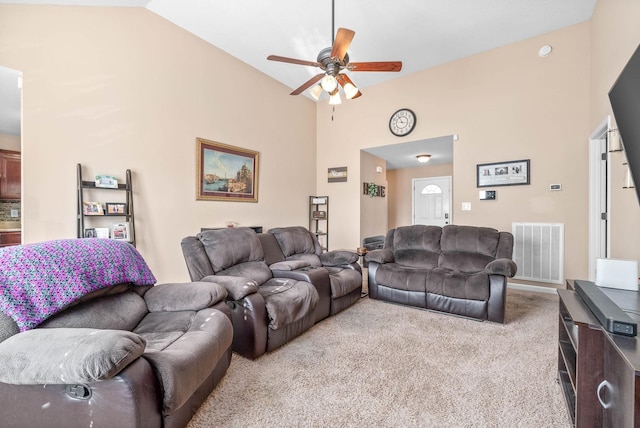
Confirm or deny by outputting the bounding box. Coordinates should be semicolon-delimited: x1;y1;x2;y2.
508;282;559;295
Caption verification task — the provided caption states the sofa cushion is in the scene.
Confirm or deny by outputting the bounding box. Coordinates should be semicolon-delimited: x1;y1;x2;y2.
0;328;146;384
438;252;495;273
197;228;264;273
269;226;321;257
143;281;228;312
139;308;233;416
427;268;491;301
258;278;318;329
39;291;148;331
217;261;273;285
325;267;363;298
440;225;500;257
392;225;441;268
375;263;429;293
320;250;359;266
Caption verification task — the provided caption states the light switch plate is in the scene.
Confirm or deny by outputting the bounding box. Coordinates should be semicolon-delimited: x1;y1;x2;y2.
10;209;19;218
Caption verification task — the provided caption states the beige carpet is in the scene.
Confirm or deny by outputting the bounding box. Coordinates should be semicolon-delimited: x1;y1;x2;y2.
188;289;571;427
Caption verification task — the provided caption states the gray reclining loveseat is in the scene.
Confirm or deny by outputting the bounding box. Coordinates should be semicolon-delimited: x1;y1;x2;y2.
365;224;517;323
181;227;319;359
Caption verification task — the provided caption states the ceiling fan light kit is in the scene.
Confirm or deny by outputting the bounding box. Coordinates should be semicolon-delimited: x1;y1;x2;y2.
267;0;402;103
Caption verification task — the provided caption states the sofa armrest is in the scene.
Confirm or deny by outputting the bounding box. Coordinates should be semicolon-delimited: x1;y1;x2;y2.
202;275;259;300
269;260;310;271
0;328;145;384
485;258;518;277
364;249;394;264
144;281;228;312
320;250;359;266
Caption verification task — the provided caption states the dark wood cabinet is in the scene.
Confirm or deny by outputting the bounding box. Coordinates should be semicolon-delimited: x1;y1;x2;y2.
0;149;21;200
0;231;21;247
559;281;640;427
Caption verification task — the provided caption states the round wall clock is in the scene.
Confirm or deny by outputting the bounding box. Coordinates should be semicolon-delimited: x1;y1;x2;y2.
389;108;416;137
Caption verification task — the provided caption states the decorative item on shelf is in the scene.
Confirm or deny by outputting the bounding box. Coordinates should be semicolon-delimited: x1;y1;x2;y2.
105;202;127;215
82;201;104;216
312;197;327;204
225;221;238;228
83;228;96;238
110;222;130;241
312;210;327;219
94;227;110;239
95;175;118;189
623;163;636;189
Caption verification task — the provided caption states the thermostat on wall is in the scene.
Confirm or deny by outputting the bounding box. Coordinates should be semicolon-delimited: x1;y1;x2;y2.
550;184;562;191
479;190;496;200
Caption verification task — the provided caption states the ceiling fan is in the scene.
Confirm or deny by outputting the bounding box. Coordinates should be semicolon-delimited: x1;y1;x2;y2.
266;0;402;104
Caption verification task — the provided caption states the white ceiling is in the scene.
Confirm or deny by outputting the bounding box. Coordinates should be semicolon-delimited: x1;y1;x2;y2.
0;0;598;164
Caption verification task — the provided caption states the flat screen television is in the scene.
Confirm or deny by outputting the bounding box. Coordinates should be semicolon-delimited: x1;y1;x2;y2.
609;43;640;203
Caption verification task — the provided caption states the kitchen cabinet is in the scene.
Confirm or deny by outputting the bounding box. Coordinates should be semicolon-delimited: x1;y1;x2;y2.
0;149;21;200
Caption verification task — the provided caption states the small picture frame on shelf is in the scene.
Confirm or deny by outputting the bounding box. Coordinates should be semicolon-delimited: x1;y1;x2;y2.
312;197;327;204
110;222;130;241
95;175;118;188
95;228;110;239
83;201;104;215
84;228;96;238
312;210;326;219
105;202;127;215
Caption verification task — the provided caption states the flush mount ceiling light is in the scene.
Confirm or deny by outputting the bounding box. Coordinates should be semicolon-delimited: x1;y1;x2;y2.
538;45;553;57
416;154;431;163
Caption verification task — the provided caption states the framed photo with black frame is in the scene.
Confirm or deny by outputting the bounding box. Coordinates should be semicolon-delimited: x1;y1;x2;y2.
477;159;530;187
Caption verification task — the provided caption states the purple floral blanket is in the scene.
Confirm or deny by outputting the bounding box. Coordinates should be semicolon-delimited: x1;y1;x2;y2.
0;239;156;332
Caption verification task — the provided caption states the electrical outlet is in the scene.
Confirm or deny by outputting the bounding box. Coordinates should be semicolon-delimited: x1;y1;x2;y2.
10;209;19;218
461;202;471;211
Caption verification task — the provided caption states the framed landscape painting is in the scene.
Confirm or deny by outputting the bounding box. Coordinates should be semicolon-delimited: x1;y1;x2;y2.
196;138;259;202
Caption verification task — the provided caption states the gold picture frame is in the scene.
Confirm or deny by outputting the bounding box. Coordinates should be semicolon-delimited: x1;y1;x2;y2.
196;138;259;202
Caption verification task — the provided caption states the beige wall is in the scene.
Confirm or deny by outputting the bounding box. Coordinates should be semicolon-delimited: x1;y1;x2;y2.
359;151;387;243
0;133;20;151
0;5;317;283
590;0;640;263
318;23;591;281
388;163;454;229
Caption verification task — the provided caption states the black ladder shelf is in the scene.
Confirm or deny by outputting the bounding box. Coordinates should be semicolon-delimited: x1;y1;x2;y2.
76;163;136;247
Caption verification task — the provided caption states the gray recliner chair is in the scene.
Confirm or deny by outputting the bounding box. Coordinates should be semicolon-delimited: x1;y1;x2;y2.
181;227;319;359
264;226;362;322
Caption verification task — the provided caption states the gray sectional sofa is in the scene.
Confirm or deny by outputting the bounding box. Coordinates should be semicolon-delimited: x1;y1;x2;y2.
181;226;363;359
365;224;517;323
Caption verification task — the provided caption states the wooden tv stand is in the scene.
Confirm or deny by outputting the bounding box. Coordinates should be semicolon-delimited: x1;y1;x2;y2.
558;280;640;427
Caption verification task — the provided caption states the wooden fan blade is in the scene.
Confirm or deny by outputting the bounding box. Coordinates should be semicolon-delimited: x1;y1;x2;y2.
348;61;403;72
330;28;355;61
267;55;320;67
337;74;363;99
290;73;325;95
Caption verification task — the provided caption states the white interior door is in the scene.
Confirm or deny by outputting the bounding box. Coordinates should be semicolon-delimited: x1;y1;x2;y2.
413;176;452;226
